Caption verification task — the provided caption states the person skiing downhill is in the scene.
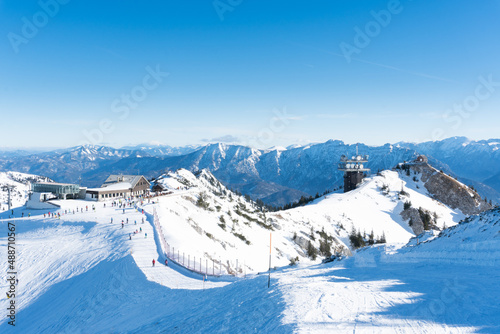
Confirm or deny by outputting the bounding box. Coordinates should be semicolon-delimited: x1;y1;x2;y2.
165;259;168;266
152;259;155;267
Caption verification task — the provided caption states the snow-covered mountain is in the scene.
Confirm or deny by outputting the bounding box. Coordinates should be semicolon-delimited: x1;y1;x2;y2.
79;141;419;205
83;138;500;205
0;145;136;184
1;137;499;206
1;167;498;332
146;164;492;276
397;137;500;198
121;143;201;157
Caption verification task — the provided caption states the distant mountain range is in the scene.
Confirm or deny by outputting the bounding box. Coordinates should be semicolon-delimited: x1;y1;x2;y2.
0;137;499;206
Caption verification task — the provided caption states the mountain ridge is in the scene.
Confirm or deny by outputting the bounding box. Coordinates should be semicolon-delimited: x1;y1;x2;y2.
1;137;499;206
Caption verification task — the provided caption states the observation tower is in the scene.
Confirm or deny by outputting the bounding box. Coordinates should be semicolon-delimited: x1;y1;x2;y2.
338;146;370;193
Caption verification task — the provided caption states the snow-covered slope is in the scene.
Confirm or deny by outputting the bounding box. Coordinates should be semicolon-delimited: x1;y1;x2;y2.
271;166;473;244
149;169;324;274
1;197;498;332
144;167;480;277
277;208;500;333
385;207;500;266
0;172;51;212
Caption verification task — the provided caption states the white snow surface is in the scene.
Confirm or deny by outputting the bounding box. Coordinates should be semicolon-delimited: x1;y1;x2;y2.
0;170;498;333
147;168;468;277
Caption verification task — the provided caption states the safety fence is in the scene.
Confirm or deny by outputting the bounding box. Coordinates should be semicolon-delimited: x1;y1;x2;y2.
152;207;244;277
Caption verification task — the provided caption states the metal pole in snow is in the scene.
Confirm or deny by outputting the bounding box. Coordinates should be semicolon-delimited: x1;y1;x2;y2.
268;233;272;288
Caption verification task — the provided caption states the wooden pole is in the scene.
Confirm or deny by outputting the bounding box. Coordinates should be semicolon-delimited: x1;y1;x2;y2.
268;232;272;288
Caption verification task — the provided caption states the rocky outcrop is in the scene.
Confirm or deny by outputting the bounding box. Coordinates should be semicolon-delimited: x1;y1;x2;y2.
401;208;425;235
410;162;492;215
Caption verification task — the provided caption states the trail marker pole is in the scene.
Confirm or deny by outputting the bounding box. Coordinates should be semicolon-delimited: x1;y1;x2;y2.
268;233;272;288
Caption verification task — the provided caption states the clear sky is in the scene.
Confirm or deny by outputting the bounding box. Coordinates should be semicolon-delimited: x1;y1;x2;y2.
1;0;499;149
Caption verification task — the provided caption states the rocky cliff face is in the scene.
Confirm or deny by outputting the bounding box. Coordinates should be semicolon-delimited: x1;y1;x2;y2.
407;162;492;216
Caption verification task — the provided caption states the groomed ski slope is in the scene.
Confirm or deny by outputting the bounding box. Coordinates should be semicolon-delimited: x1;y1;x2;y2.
0;203;499;332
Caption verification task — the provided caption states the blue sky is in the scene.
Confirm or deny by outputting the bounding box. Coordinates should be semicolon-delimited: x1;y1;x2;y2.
1;0;499;149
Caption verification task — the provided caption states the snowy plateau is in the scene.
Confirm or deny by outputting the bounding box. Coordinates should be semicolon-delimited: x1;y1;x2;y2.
0;161;499;333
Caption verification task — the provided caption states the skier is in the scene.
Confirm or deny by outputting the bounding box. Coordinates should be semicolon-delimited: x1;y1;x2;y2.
121;222;124;229
152;259;155;267
165;259;168;266
145;233;147;238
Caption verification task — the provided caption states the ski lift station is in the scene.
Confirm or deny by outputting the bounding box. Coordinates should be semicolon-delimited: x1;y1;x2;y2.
27;182;86;209
338;149;370;193
31;182;84;200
